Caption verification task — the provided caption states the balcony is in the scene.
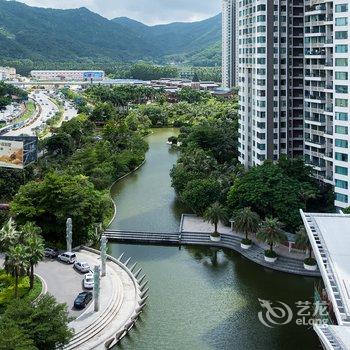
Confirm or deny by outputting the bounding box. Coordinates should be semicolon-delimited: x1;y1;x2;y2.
305;115;326;124
305;137;325;146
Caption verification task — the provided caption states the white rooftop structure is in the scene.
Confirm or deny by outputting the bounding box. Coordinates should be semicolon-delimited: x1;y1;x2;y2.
301;210;350;349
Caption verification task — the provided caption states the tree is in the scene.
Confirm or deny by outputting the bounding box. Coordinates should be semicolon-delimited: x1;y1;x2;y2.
11;172;110;245
203;202;228;238
181;178;222;215
227;160;324;231
177;87;210;103
90;102;117;123
256;218;287;256
233;207;260;242
2;294;74;350
4;244;29;298
0;319;37;350
23;231;44;289
0;217;19;252
44;133;74;156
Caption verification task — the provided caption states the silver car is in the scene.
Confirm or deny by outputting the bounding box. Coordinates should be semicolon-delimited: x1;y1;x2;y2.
83;272;94;289
74;261;91;273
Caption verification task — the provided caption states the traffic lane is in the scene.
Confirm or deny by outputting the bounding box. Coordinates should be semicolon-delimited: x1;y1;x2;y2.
7;92;58;136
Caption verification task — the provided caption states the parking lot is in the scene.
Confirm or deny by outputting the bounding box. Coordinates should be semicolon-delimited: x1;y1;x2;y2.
36;251;101;317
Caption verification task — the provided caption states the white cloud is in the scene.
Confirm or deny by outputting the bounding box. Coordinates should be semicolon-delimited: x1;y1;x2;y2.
14;0;221;24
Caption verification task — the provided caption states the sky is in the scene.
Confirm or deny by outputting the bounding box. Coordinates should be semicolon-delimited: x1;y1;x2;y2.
15;0;221;25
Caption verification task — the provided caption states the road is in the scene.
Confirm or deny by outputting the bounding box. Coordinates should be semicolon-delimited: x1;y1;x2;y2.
5;90;77;137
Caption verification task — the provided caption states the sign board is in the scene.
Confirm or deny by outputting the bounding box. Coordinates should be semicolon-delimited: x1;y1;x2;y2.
0;139;24;169
0;136;37;169
83;71;104;80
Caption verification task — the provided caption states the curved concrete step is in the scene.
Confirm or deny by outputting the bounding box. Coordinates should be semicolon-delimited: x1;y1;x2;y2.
65;269;124;349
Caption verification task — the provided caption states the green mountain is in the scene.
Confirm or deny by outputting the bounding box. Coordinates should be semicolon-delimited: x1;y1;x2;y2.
0;1;221;66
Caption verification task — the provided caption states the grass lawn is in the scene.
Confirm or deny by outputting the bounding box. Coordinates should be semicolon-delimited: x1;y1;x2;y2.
0;269;42;314
14;101;36;124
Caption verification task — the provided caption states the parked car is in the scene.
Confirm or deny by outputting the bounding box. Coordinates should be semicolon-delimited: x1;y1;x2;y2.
44;247;59;258
58;252;76;264
74;261;91;273
74;291;93;309
83;272;94;289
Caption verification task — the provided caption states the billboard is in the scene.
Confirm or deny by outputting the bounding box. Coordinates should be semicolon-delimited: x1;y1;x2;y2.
0;139;24;169
83;71;104;80
0;136;38;169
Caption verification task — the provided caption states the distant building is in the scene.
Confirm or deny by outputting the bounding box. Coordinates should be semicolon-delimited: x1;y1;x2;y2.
30;70;105;81
150;78;220;91
222;0;237;88
0;67;16;81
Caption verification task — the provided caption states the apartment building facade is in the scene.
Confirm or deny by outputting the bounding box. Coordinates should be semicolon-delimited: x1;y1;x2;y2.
226;0;350;208
222;0;237;88
304;0;350;208
237;0;304;168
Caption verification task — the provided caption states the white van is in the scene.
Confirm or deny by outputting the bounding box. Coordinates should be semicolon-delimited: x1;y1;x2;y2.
58;252;76;264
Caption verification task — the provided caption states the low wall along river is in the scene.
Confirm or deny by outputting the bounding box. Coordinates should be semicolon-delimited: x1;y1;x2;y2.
109;128;319;350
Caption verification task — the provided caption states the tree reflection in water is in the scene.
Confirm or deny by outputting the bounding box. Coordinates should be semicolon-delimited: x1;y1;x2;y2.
185;245;228;268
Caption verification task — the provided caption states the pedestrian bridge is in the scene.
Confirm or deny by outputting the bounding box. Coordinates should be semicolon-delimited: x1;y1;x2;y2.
104;229;320;277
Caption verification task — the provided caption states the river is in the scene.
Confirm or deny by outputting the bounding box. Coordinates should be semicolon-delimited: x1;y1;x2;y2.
109;128;319;350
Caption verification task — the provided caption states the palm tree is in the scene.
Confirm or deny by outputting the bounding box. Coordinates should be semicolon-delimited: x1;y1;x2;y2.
295;226;313;260
256;217;287;257
204;202;228;239
234;207;260;244
4;244;29;298
20;222;44;289
0;218;19;252
25;234;45;289
20;222;42;241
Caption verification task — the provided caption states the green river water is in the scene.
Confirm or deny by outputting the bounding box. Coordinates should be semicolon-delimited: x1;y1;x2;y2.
109;128;319;350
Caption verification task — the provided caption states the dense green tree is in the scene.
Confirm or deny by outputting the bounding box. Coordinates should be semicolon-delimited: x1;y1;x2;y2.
128;62;179;80
203;202;228;238
2;294;73;350
0;167;34;202
0;319;37;350
44;132;74;156
177;87;210;103
183;121;238;163
256;217;286;256
136;104;168;126
227;160;331;231
90;102;117;123
181;178;222;215
11;172;110;244
59;114;94;148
